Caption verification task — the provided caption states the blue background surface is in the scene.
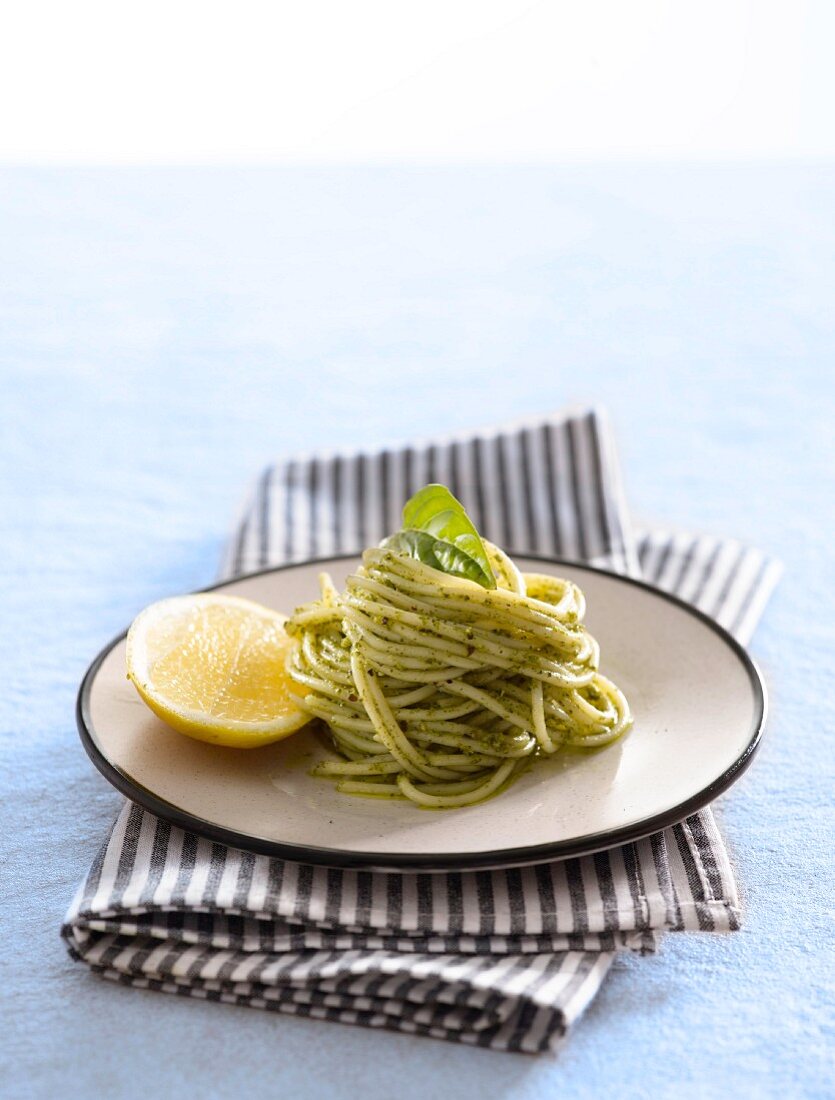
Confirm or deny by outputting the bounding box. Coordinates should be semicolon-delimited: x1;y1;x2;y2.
1;166;832;1098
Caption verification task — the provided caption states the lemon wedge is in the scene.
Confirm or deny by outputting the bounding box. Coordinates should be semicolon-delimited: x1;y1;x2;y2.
125;593;311;748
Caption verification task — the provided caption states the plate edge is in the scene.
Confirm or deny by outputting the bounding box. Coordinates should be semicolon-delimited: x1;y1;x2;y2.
76;553;769;871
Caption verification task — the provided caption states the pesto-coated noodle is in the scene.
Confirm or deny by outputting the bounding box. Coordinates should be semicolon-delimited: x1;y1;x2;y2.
285;539;632;809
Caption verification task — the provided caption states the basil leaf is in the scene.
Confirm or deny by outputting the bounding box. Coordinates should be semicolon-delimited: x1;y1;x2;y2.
383;529;496;589
386;484;497;589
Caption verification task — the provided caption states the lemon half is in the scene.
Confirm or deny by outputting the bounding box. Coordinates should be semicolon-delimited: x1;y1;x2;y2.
125;593;311;748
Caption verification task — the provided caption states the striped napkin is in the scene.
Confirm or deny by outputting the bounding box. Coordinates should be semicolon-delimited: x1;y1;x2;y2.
63;408;781;1053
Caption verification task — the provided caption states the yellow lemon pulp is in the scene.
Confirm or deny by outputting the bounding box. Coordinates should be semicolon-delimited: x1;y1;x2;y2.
125;594;311;747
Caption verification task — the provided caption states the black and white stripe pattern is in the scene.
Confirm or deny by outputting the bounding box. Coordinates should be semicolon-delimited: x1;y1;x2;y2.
636;529;782;644
63;408;780;1053
221;410;639;579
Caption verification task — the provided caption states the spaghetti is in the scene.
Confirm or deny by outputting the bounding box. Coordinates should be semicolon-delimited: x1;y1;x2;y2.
285;494;631;809
288;481;633;809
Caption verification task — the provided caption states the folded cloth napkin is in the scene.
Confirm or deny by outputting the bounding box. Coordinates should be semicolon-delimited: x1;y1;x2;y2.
63;408;781;1053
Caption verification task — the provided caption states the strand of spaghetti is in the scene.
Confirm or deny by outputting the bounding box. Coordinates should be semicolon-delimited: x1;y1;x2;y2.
397;759;517;809
313;759;401;776
530;680;555;753
317;571;341;603
405;775;496;797
288;605;343;628
407;727;535;757
336;780;402;797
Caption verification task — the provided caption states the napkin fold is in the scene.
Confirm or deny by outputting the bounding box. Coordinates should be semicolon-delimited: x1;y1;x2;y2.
64;408;780;1053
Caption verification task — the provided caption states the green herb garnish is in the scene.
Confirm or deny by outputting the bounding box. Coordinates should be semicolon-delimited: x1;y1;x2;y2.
382;483;497;589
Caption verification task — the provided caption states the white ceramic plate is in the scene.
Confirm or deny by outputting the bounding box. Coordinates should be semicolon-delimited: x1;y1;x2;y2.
77;556;766;871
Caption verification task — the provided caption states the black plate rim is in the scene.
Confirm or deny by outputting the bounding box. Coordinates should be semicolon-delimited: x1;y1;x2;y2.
76;553;768;871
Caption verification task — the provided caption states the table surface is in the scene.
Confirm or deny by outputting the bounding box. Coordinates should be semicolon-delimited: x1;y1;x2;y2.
1;165;832;1100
